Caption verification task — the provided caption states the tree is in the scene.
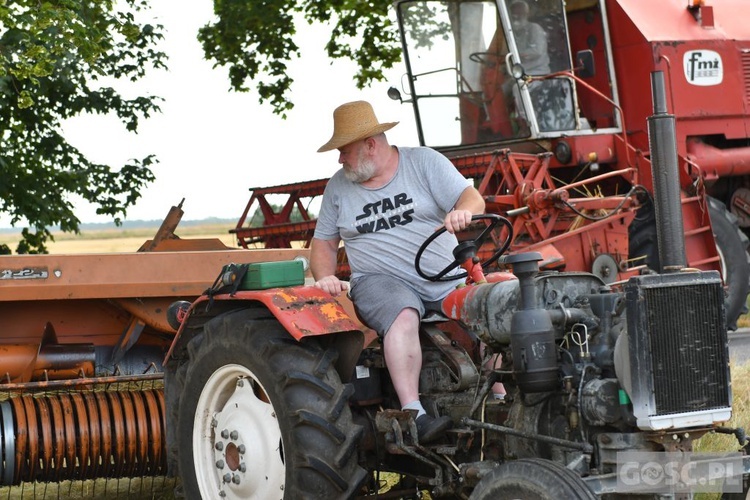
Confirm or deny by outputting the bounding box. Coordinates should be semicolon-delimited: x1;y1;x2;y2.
197;0;403;117
0;0;166;253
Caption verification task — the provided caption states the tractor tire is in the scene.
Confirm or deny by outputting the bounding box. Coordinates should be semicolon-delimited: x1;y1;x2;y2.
174;309;367;500
469;458;597;500
628;201;659;271
629;197;750;330
708;197;750;330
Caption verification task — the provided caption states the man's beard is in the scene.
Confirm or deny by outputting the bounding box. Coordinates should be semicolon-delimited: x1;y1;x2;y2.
344;151;377;183
511;17;528;31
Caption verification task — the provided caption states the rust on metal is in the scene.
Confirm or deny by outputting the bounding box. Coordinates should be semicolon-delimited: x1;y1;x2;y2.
84;392;102;478
107;390;126;478
22;396;37;482
95;392;112;477
121;390;137;477
131;390;149;476
57;393;77;480
0;389;166;485
0;248;311;302
143;389;163;473
47;396;64;481
70;393;89;479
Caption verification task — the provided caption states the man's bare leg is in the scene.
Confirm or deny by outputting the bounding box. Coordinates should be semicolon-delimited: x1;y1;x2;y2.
383;308;422;408
383;308;452;442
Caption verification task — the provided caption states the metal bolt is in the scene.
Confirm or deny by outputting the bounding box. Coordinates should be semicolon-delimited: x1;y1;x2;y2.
237;379;244;387
211;418;218;428
221;429;230;439
683;433;689;439
239;463;247;473
215;460;225;469
219;491;226;497
672;434;679;440
223;473;232;483
232;474;241;485
215;442;224;451
230;430;239;440
238;444;246;454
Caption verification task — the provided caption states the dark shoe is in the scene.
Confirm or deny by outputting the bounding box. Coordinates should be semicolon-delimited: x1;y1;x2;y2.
415;414;452;443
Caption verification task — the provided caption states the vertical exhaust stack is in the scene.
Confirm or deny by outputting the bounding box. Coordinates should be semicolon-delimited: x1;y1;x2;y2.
647;71;687;272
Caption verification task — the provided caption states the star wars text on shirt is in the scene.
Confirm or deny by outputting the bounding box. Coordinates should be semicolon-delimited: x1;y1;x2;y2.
354;193;416;233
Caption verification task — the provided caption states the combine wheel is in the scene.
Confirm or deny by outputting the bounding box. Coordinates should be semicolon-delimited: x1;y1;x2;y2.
630;197;750;329
469;458;597;500
175;309;366;500
708;197;750;330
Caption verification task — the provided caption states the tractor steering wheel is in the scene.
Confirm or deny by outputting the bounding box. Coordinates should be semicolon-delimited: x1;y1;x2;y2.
469;51;504;67
415;214;514;282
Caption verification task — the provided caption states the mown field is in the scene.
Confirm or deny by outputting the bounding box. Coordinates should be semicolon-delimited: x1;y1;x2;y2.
0;222;238;254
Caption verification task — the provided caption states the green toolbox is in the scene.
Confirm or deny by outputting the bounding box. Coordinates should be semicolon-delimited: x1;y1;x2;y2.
220;260;305;290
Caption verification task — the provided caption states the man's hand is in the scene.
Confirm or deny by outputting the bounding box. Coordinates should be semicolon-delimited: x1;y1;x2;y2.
314;275;350;296
444;209;474;234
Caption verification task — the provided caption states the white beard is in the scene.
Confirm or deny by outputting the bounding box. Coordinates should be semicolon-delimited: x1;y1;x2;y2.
512;18;528;31
344;151;377;183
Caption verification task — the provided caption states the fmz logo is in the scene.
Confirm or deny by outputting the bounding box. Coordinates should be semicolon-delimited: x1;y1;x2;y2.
683;50;723;86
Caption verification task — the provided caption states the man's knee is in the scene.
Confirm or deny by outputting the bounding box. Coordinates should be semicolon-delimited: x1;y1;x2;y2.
387;308;420;336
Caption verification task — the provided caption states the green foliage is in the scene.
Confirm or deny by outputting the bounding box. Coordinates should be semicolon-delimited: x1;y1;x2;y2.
0;0;166;253
198;0;403;117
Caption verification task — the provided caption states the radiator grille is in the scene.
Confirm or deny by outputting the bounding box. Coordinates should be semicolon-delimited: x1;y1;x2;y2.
743;49;750;106
642;280;730;416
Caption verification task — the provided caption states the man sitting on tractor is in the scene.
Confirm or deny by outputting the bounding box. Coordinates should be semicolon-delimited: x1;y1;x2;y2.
311;100;486;442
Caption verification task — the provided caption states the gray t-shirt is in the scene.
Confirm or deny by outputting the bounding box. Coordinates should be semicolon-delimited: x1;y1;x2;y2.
314;146;471;301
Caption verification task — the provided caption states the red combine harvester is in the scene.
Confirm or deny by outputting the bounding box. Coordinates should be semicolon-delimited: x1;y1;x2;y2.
233;0;750;330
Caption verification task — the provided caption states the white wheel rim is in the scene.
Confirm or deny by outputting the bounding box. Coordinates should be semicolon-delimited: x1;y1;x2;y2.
193;364;285;499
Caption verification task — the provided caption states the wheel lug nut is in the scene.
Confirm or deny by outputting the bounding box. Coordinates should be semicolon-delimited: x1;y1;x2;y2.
238;444;246;454
215;460;225;469
239;463;247;473
232;474;241;484
223;473;231;483
230;430;239;440
221;429;229;439
215;442;224;451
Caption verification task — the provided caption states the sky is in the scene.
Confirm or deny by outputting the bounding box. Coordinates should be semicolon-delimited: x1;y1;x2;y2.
60;2;420;225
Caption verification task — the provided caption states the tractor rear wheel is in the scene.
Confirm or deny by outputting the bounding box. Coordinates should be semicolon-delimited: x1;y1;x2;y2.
174;309;366;499
469;458;597;500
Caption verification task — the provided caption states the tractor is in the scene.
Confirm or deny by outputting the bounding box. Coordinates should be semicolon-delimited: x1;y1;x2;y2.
163;73;749;498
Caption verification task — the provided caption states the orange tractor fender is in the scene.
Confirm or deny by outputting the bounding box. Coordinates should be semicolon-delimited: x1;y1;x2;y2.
163;286;366;382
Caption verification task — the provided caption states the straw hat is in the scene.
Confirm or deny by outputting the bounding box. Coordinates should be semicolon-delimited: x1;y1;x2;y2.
317;101;399;152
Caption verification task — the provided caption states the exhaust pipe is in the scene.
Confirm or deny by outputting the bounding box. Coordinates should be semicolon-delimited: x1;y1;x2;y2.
647;71;686;272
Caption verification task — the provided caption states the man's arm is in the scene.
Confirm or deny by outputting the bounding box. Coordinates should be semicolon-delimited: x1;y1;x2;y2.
444;186;486;234
310;236;349;296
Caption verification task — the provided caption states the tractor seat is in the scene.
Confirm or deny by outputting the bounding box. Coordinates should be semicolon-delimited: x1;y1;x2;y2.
422;310;449;323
